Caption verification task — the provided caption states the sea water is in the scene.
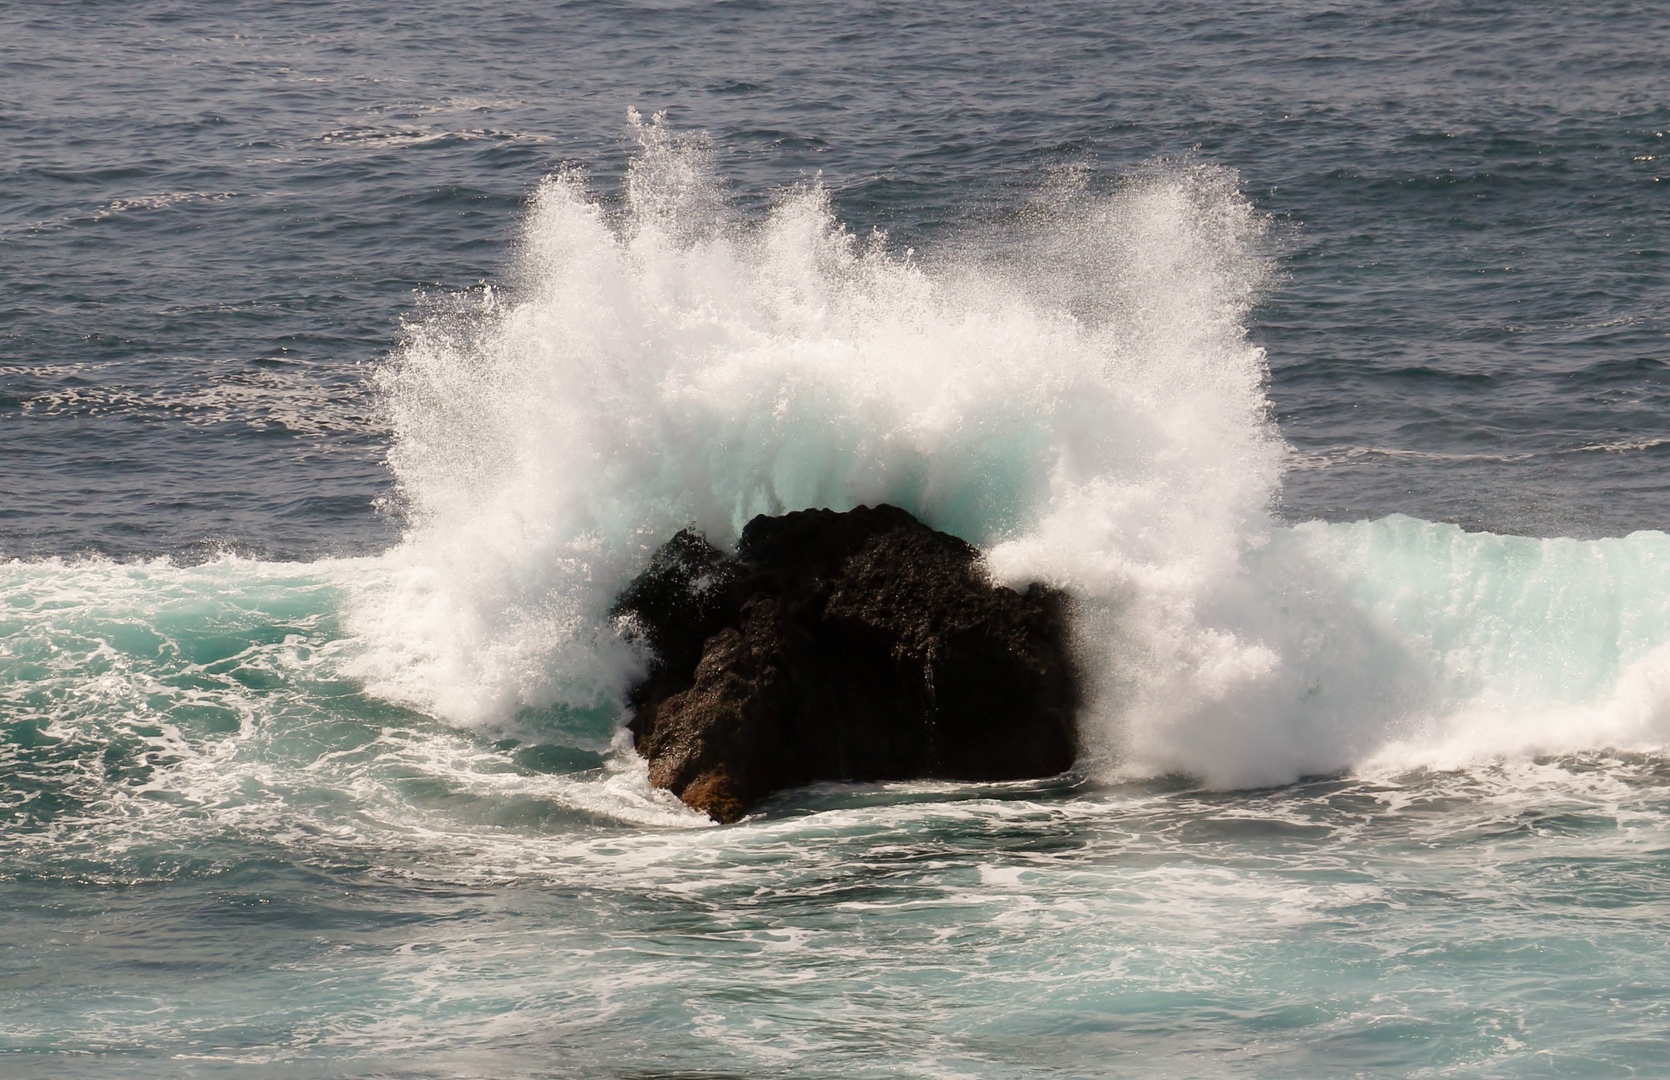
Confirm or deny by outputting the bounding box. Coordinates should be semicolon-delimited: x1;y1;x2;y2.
4;2;1670;1077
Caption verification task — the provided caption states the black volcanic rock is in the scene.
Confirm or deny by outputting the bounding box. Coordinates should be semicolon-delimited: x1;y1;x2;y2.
613;505;1080;823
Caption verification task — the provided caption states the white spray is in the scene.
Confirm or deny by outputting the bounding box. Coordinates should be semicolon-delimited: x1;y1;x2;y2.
350;113;1670;787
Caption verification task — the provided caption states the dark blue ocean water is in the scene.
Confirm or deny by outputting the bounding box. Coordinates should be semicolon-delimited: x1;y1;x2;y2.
5;0;1666;559
4;3;1670;1078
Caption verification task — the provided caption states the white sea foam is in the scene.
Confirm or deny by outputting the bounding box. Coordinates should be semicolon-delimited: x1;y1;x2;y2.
353;113;1278;746
1110;516;1670;786
335;113;1670;789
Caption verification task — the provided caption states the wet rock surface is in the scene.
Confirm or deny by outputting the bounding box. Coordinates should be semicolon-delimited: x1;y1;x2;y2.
613;505;1080;822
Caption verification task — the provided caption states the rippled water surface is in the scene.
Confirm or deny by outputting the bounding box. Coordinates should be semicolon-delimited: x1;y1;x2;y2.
4;2;1670;1078
5;0;1666;556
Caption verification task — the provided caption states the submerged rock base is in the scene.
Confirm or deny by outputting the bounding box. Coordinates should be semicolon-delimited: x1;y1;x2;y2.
614;505;1080;823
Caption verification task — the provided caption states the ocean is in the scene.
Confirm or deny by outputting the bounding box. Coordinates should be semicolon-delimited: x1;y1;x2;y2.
3;1;1669;1076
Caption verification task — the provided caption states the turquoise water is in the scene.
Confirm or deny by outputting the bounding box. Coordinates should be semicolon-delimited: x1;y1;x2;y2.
16;758;1670;1079
8;521;1670;1077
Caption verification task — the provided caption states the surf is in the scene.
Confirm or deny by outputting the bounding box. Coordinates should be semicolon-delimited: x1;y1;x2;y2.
343;113;1670;791
8;116;1670;825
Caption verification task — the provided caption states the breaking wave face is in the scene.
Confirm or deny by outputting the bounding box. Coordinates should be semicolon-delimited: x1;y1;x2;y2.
353;115;1670;790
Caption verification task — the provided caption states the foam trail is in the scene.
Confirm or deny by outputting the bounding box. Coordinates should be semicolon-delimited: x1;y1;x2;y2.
353;114;1670;787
